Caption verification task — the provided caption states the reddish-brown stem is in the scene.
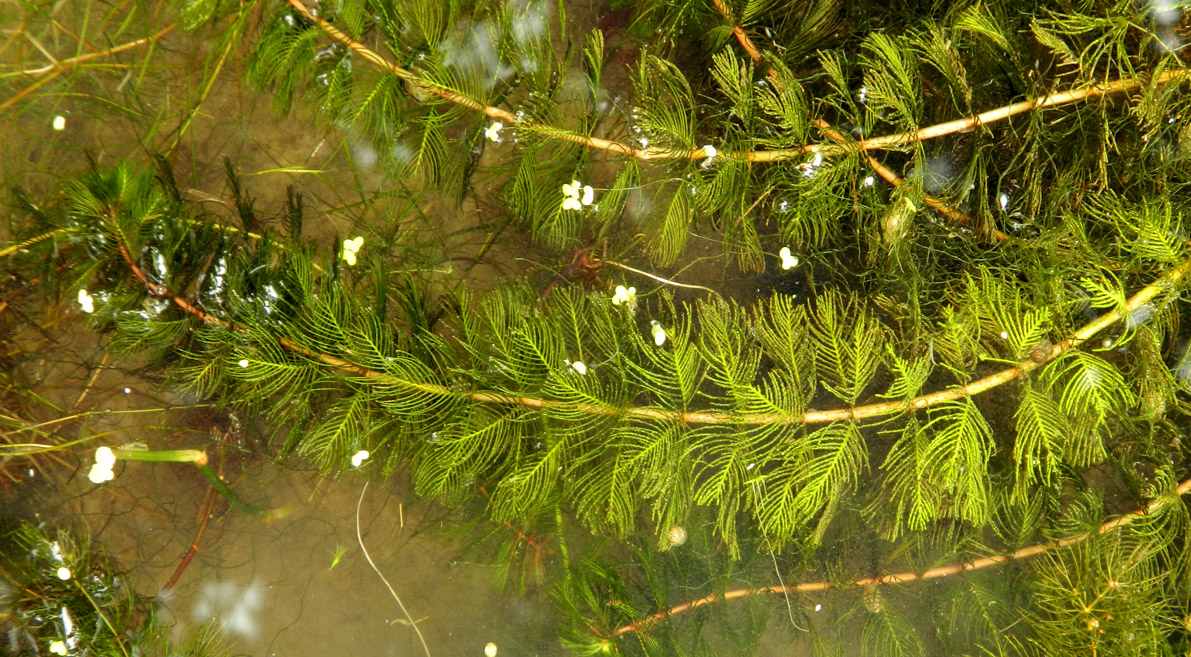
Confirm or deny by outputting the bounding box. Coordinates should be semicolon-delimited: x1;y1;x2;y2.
711;0;763;62
613;477;1191;637
162;483;218;593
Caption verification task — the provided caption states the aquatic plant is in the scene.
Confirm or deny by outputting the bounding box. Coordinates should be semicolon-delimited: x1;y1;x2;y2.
2;0;1191;655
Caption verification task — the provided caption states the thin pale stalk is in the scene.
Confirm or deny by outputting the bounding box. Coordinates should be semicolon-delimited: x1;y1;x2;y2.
602;260;720;295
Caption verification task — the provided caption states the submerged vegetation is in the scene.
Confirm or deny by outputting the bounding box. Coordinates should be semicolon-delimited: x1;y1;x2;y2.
3;0;1191;654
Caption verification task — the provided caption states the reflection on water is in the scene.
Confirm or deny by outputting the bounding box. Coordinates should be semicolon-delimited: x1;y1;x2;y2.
192;579;264;641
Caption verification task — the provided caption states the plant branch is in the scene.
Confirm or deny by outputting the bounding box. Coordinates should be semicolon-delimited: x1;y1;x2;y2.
845;68;1191;156
711;0;1190;159
613;476;1191;637
602;260;720;295
0;24;176;113
162;480;218;593
811;118;1005;241
710;0;998;239
109;217;1191;427
289;0;1189;169
285;0;658;160
5;23;176;78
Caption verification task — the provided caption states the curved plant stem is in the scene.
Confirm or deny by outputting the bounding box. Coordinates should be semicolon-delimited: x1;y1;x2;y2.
195;463;273;519
355;482;432;657
711;0;998;239
289;0;1190;167
602;260;720;295
613;476;1191;637
110;222;1191;426
0;228;70;258
5;23;176;78
162;481;218;593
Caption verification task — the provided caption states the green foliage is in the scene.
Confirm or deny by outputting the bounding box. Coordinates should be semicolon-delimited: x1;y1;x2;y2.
6;0;1191;655
1;523;230;657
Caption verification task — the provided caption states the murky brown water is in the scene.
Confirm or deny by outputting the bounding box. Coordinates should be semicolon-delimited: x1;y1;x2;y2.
81;449;560;656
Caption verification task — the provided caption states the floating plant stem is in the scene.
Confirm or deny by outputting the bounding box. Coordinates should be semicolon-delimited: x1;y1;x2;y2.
195;463;276;520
